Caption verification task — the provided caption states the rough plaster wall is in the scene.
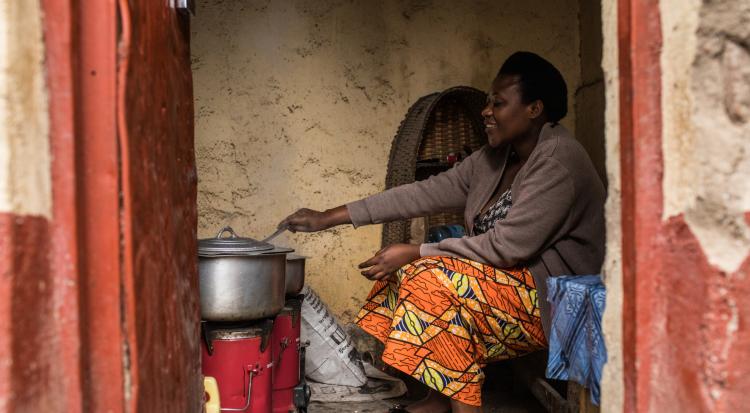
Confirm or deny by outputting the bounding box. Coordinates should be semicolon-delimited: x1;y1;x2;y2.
599;0;623;411
0;0;50;217
659;0;750;408
191;0;581;320
661;0;750;273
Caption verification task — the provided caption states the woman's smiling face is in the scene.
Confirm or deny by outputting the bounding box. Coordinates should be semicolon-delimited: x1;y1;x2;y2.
481;74;535;147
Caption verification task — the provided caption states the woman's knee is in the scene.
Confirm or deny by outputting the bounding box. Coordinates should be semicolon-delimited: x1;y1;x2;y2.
399;265;450;294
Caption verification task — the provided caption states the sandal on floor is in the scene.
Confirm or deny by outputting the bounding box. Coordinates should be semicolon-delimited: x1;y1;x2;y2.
387;404;408;413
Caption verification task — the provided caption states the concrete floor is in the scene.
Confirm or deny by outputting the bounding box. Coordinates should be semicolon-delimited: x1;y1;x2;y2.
308;362;546;413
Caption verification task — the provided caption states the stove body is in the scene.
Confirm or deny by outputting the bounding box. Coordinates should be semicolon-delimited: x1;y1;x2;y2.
201;297;309;413
201;321;274;412
271;298;310;413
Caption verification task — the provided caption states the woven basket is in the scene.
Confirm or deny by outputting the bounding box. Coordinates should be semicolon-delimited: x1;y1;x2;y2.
381;86;487;247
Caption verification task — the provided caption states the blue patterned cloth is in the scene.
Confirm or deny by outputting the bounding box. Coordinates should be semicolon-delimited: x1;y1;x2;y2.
545;275;607;405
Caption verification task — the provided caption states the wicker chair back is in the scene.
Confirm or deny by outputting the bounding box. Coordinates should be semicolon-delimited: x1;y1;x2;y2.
381;86;488;247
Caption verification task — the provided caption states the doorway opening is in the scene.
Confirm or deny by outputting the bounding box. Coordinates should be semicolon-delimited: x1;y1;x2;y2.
190;0;607;411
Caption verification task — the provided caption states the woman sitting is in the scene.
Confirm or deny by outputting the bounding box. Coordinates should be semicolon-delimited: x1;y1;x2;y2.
280;51;605;413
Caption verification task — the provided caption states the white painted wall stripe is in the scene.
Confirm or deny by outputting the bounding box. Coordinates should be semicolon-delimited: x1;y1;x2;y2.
600;0;623;411
0;0;51;218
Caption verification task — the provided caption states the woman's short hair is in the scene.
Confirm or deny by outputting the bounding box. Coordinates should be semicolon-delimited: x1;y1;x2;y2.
498;51;568;123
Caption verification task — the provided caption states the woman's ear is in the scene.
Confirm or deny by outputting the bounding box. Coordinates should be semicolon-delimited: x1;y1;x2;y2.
528;100;544;119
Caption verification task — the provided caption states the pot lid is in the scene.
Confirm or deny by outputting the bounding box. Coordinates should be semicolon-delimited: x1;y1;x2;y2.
198;226;275;256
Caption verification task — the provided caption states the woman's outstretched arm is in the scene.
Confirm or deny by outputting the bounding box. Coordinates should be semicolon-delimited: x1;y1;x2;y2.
346;147;482;227
279;147;484;232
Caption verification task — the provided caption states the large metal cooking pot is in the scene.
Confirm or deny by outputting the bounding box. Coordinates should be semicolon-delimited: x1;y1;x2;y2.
285;254;306;295
198;226;292;322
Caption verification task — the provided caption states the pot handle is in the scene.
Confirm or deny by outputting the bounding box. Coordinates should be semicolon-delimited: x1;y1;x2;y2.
216;226;238;239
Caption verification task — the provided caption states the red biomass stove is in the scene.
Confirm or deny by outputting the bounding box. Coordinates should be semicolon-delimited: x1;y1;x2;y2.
201;297;310;413
271;298;310;413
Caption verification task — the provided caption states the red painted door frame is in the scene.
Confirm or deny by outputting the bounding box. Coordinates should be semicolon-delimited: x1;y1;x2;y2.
76;1;125;410
43;0;124;411
617;0;663;411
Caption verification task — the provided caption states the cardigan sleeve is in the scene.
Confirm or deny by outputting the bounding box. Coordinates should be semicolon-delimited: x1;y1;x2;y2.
346;148;480;227
420;157;575;267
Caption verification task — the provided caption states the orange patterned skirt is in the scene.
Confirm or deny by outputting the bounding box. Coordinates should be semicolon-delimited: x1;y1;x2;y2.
355;257;547;407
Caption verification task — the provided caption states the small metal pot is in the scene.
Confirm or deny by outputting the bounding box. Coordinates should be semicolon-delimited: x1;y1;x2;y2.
285;254;306;295
198;227;292;322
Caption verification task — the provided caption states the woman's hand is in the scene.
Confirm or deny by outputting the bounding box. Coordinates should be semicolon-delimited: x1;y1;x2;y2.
278;208;331;232
278;205;352;233
359;243;421;281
